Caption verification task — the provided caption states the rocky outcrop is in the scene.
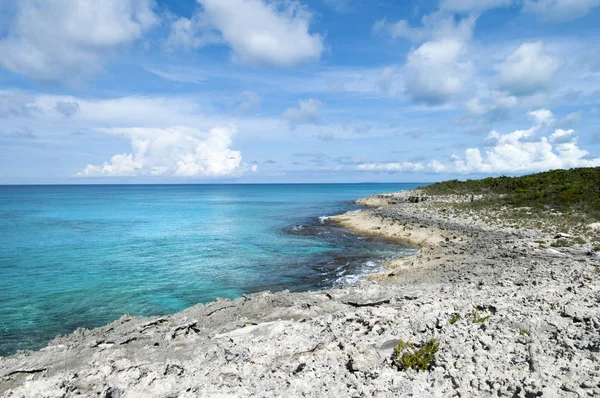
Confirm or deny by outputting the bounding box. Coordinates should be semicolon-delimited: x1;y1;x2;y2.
357;189;483;207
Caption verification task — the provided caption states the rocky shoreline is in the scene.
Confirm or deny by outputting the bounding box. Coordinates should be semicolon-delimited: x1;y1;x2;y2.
2;190;599;397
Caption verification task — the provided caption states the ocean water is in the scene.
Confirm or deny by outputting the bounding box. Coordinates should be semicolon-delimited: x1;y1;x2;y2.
0;183;421;356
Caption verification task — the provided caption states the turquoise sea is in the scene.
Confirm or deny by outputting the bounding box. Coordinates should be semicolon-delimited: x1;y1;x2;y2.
0;183;421;356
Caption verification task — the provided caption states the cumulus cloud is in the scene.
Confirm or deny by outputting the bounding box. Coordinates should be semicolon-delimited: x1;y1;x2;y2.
523;0;600;21
358;110;600;174
171;0;324;66
450;126;599;173
527;108;555;126
283;99;323;129
0;0;158;82
376;13;476;105
451;112;600;173
494;42;560;96
405;38;474;105
77;126;252;178
165;13;221;51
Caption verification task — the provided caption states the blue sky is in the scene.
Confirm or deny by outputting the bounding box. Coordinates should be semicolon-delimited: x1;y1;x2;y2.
1;0;600;183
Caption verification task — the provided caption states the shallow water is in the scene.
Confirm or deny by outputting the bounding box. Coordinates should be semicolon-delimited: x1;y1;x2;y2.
0;183;421;356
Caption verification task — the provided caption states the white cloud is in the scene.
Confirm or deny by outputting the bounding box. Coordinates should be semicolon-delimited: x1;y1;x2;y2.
527;108;555;126
494;42;560;96
405;38;474;105
0;0;158;82
523;0;600;21
183;0;324;66
451;125;600;173
466;98;488;115
357;160;446;173
376;13;476;105
357;162;425;172
374;12;476;43
283;98;323;129
77;126;251;178
357;111;600;174
440;0;514;12
165;14;221;51
373;19;428;42
465;91;517;120
549;128;578;144
376;67;398;93
148;68;207;84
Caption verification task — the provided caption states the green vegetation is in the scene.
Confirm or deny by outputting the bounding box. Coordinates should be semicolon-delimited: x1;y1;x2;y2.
393;339;440;372
471;309;490;324
449;313;461;325
573;236;587;245
593;245;600;252
519;329;530;336
551;239;573;248
422;167;600;220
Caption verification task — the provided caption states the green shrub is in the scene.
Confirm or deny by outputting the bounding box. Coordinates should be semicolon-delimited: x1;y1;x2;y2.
519;329;530;336
592;245;600;252
471;309;490;324
551;239;573;248
449;313;460;325
393;339;440;371
421;167;600;221
574;237;587;244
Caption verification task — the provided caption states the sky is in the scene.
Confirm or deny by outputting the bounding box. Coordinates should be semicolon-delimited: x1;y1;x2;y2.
1;0;600;184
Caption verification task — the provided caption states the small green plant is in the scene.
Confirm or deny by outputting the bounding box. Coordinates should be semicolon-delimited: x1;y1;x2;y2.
534;240;546;244
471;309;490;324
574;237;587;245
393;339;440;371
519;329;530;336
449;313;461;325
551;239;573;248
539;244;546;249
592;245;600;252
